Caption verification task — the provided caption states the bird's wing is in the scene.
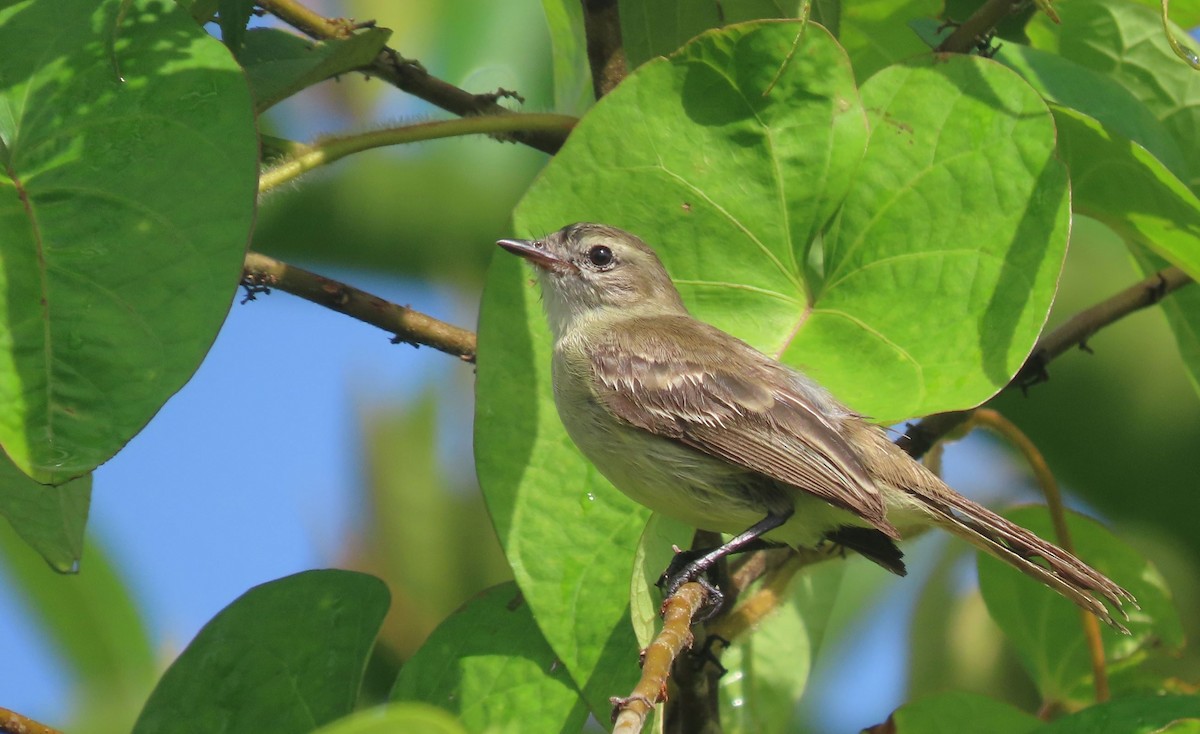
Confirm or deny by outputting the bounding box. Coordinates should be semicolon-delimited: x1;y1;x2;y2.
587;316;897;538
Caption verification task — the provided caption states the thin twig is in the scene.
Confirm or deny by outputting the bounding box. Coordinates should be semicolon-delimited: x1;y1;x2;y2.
259;113;578;193
970;409;1111;703
582;0;628;98
0;706;63;734
241;251;477;362
256;0;568;154
612;582;707;734
898;265;1193;459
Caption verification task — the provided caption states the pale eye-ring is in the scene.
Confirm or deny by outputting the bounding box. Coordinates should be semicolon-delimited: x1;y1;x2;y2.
587;245;614;268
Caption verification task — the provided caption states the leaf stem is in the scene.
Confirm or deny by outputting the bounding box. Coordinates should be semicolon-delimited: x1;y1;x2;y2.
240;252;477;362
258;114;577;193
970;408;1110;703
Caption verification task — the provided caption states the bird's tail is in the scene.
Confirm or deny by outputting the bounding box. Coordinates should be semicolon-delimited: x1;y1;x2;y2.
910;487;1137;633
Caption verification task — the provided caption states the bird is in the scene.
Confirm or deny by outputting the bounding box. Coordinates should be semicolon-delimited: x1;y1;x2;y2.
497;222;1135;631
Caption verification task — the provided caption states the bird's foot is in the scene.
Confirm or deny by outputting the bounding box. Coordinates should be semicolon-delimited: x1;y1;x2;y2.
657;548;725;622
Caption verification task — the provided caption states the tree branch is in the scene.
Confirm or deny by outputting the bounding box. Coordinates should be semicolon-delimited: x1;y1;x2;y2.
612;582;706;734
256;0;569;154
898;265;1193;458
582;0;628;98
241;252;477;362
258;113;578;193
0;706;62;734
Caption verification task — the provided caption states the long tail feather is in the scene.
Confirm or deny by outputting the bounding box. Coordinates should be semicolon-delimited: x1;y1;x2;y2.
912;489;1137;633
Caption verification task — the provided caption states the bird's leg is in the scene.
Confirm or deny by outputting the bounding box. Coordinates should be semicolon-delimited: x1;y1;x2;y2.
658;510;793;618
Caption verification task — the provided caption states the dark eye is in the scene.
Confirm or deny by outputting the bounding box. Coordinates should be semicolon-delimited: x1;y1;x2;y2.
587;245;614;268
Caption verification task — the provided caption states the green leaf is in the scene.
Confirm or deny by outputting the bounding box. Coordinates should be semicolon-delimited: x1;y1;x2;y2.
1039;695;1200;734
808;54;1069;419
0;525;155;733
391;581;589;733
1027;0;1200;191
883;691;1042;733
718;561;844;734
133;570;390;734
977;507;1182;703
218;0;254;55
1049;105;1200;283
0;452;89;570
240;26;392;112
619;2;810;69
312;703;468;734
995;43;1187;180
1130;244;1200;398
475;253;646;717
839;0;941;82
0;0;258;484
539;0;593;113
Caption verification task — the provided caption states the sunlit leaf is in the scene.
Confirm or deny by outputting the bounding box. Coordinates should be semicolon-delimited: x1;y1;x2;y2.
880;691;1041;733
133;570;390;734
1027;0;1200;190
312;703;467;734
0;0;257;484
391;581;588;733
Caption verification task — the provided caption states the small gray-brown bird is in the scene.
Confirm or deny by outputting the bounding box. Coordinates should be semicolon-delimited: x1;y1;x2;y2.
498;222;1134;631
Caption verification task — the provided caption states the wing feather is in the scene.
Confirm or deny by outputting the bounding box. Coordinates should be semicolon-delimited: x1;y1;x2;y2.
587;316;897;538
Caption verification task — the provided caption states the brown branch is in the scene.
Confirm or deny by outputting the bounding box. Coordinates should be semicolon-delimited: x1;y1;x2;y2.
936;0;1022;54
970;409;1110;703
256;0;567;155
612;582;707;734
241;251;477;362
582;0;628;98
0;706;63;734
898;265;1193;459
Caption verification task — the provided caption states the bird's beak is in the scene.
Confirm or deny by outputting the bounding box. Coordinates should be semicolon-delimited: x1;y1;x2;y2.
497;238;578;274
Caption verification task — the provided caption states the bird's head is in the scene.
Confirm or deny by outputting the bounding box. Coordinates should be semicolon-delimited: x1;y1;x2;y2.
498;223;687;337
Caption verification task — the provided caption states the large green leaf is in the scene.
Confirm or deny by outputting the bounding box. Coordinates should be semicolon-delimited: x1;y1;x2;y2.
0;451;88;570
1039;695;1200;734
132;570;390;734
391;581;589;733
311;704;467;734
882;691;1042;733
811;55;1069;416
996;43;1187;180
0;0;258;484
839;0;941;82
1049;106;1200;282
1027;0;1200;191
619;1;809;69
977;507;1182;703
